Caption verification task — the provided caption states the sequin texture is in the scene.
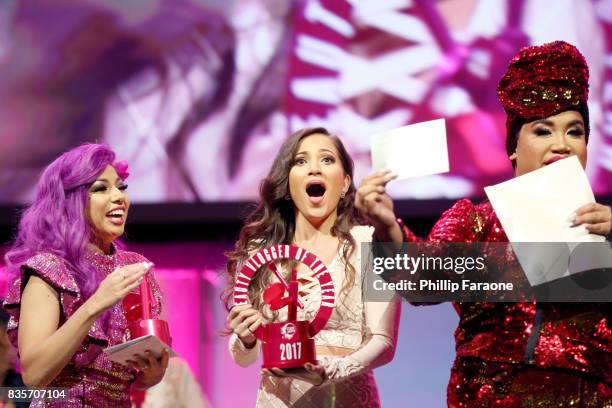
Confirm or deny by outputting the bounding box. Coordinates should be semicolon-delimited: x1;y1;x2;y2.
497;41;589;127
4;248;164;407
403;199;612;406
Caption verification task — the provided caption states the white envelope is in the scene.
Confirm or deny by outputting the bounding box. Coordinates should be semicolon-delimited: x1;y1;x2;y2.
370;118;449;180
104;334;178;366
484;156;605;285
484;156;603;243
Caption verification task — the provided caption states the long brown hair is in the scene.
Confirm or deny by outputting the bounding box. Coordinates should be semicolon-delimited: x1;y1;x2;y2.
222;127;362;314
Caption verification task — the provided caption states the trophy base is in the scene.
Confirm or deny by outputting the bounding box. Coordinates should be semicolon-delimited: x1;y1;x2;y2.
261;321;317;369
128;319;172;347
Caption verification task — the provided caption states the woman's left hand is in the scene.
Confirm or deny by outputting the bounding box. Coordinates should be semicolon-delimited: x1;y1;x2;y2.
128;349;170;389
572;203;612;236
262;362;326;386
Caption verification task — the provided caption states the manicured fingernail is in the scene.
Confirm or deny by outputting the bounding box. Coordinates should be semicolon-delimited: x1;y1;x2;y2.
569;213;577;225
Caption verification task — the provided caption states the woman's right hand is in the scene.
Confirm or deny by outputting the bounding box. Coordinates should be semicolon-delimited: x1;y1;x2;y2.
87;262;152;316
227;305;263;348
356;170;403;242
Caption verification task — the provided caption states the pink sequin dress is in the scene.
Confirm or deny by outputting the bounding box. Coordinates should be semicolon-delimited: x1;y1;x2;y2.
4;248;163;407
403;199;612;406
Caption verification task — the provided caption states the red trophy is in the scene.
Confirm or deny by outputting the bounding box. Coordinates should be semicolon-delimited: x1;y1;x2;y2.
233;245;335;369
122;274;172;347
119;273;172;408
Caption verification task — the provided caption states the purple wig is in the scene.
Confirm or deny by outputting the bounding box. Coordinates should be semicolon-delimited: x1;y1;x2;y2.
5;144;123;299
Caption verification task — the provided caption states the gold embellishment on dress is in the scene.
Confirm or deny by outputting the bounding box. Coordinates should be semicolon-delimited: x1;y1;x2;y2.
541;89;557;101
563;89;572;99
470;212;484;237
522;98;535;107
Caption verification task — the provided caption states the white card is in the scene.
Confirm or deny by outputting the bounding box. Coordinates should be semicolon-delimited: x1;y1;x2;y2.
484;156;605;286
370;118;449;180
104;334;178;366
484;156;603;243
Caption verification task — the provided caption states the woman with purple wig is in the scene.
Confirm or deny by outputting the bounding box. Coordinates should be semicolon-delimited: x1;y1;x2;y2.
3;144;168;407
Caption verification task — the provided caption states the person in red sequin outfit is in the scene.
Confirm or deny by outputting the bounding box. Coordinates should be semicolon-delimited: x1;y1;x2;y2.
357;41;612;407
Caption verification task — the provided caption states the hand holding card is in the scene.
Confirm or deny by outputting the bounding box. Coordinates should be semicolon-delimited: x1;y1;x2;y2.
484;156;608;286
104;274;174;366
370;118;449;180
104;334;177;366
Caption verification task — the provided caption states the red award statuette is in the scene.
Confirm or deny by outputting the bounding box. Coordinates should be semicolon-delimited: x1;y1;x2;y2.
123;275;171;346
120;272;173;408
233;245;335;369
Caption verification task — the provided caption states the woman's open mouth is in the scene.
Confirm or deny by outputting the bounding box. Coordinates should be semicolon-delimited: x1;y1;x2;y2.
306;181;326;205
106;207;126;225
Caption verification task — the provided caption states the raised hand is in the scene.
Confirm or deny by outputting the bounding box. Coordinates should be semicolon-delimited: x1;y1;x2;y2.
355;170;403;242
88;262;152;315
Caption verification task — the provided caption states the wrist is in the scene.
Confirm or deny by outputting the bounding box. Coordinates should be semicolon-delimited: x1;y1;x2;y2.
82;297;104;319
388;221;404;244
374;220;403;243
239;334;257;349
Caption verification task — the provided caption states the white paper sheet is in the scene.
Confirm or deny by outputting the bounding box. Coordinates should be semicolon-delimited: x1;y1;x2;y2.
370;118;449;180
484;156;606;285
104;334;178;366
484;156;603;243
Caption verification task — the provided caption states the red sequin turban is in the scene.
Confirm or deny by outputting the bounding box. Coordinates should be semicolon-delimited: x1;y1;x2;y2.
497;41;590;157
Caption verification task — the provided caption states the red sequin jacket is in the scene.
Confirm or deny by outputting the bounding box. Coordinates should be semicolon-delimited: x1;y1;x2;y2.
402;199;611;383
